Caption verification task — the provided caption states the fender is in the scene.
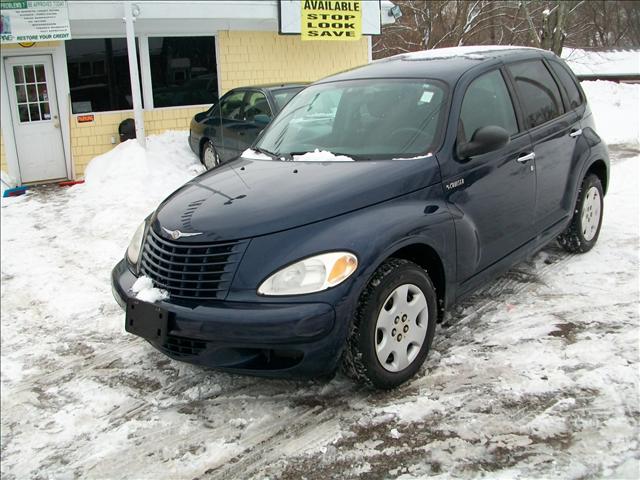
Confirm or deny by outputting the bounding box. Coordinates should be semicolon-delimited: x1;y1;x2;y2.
229;183;456;310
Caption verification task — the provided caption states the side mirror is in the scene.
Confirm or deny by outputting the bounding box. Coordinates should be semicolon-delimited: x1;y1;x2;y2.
458;125;510;159
194;111;208;122
254;114;271;126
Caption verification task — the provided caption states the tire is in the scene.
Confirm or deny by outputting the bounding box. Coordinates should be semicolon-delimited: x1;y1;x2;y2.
201;140;220;170
341;259;437;389
557;174;604;253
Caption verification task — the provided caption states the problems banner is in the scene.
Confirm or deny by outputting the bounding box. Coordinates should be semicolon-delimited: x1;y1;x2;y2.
1;1;71;44
301;0;362;41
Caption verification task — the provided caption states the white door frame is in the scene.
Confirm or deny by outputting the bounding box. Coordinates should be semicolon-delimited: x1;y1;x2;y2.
1;43;73;185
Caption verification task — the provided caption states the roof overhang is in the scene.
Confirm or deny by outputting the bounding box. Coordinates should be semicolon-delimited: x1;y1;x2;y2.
67;1;397;37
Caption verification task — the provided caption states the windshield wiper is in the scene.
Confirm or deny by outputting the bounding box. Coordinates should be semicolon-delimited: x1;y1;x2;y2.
252;146;280;160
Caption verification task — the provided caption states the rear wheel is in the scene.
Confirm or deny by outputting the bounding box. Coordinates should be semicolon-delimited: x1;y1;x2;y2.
201;140;220;170
341;259;437;389
558;174;604;253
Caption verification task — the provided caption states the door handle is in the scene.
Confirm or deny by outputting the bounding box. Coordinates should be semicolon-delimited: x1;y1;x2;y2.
569;128;583;138
517;152;535;163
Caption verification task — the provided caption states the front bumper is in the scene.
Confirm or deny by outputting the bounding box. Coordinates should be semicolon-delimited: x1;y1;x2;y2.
111;259;344;377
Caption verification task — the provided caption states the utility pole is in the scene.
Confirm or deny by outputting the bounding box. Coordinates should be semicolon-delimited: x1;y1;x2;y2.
124;1;146;148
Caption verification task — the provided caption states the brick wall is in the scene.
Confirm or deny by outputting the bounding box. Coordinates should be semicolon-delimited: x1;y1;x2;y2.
217;31;368;93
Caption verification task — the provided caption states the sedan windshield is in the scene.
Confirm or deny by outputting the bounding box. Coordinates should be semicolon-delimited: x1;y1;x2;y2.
256;79;447;160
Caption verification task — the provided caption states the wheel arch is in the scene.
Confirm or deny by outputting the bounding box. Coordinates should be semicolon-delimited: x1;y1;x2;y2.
199;137;210;159
586;159;609;195
386;243;447;322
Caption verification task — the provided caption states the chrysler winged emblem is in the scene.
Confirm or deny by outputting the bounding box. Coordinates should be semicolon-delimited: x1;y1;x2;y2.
162;227;203;240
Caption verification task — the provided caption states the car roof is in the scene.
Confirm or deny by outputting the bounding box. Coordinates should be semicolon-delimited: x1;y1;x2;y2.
236;83;308;92
316;46;558;85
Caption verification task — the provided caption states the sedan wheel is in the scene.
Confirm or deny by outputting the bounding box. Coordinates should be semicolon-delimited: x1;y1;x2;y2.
202;141;220;170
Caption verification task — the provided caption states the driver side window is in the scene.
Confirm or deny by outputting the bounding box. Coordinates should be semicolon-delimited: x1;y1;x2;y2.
459;70;518;143
219;90;246;121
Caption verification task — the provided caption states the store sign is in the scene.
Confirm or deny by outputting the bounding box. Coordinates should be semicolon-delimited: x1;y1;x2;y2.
0;1;71;45
279;0;380;37
301;1;362;41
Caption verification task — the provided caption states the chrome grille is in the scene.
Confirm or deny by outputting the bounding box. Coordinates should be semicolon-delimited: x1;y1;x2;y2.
140;227;247;301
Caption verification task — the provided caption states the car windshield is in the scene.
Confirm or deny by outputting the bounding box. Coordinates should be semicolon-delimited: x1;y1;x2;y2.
256;79;447;160
272;87;304;111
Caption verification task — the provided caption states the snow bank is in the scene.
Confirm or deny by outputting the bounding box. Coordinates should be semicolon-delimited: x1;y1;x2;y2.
84;131;205;195
582;80;640;145
563;47;640;76
292;149;354;162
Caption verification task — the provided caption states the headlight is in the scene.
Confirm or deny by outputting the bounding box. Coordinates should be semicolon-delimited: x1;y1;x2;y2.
126;221;146;266
258;252;358;296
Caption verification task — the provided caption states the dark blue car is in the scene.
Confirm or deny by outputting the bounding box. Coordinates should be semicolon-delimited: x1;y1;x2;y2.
188;83;306;169
113;46;609;389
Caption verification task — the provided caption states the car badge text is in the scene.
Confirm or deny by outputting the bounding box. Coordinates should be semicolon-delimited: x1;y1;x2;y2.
445;178;465;190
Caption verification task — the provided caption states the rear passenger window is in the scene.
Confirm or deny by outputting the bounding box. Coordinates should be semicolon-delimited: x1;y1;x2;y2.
548;61;583;110
459;69;518;143
508;60;564;129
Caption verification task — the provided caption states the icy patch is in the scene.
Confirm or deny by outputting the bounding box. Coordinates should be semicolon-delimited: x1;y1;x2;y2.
241;148;272;160
377;395;445;423
131;275;168;303
292;149;354;162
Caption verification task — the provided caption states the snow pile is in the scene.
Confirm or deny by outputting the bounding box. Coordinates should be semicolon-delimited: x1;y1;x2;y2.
131;276;168;303
582;80;640;145
292;149;354;162
84;131;205;197
563;47;640;76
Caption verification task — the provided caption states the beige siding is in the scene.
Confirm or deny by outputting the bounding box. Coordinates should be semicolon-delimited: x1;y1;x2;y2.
216;30;368;93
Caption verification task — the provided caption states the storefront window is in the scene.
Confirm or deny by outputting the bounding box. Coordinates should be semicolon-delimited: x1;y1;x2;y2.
149;37;217;108
66;38;142;114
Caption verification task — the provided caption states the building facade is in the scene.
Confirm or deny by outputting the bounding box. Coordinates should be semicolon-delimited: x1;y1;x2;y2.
1;1;394;185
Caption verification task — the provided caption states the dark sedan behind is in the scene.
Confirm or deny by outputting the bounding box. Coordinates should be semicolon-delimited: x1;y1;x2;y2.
189;83;305;169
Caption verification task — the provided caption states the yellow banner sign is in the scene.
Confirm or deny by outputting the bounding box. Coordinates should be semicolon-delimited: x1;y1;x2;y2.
301;0;362;41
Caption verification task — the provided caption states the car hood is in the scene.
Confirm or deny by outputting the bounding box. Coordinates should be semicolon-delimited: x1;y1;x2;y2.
152;155;441;241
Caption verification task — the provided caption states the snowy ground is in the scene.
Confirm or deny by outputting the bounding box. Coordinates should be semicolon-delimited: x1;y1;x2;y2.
2;86;639;478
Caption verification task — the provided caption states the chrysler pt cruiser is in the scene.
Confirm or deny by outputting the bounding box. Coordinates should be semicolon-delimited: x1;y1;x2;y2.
112;46;609;389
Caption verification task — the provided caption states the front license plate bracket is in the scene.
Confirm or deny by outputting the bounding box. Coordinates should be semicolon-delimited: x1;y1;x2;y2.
125;299;169;343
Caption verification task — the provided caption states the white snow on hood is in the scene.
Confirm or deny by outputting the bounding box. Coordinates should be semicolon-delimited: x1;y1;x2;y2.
241;148;272;160
292;149;354;162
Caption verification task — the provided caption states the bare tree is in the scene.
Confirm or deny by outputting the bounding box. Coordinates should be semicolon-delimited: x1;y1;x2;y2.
374;0;640;60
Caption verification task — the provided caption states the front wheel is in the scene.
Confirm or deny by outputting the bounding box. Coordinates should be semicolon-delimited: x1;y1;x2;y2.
341;259;437;389
201;140;220;170
557;174;604;253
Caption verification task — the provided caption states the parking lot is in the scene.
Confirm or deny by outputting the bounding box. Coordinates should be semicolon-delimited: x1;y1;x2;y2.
1;131;637;478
